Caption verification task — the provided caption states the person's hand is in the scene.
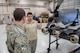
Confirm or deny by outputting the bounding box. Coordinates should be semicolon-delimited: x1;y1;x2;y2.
39;18;42;23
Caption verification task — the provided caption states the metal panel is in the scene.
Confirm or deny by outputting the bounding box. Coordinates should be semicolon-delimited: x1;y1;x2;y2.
58;9;80;24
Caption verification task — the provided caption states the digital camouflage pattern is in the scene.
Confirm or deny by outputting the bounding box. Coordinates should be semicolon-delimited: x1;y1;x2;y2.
6;23;31;53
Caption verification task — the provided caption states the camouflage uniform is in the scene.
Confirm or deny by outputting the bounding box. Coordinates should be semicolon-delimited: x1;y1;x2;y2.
23;20;41;53
6;23;31;53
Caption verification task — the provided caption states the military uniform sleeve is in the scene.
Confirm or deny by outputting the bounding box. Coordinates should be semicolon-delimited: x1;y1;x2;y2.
6;31;16;53
34;20;42;29
37;22;42;29
7;31;30;53
14;35;30;53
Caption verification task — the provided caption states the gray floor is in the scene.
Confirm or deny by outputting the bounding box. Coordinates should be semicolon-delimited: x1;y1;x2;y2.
35;30;80;53
0;24;80;53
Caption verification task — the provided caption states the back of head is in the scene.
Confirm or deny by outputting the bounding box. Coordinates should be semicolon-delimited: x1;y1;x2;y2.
13;8;25;21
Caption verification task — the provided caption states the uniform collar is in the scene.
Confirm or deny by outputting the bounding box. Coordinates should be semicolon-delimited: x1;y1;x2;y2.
13;23;25;31
26;20;35;24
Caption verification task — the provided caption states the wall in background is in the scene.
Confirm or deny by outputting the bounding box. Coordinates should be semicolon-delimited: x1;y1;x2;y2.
0;6;49;18
59;0;80;10
0;6;49;24
49;0;80;11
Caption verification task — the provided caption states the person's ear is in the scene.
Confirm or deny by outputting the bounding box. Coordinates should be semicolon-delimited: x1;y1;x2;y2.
22;16;26;21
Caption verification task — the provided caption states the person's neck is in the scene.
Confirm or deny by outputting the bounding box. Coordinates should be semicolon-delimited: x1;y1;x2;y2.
28;20;32;23
15;21;23;26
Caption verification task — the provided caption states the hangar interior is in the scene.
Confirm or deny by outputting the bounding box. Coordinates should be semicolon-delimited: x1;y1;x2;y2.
0;0;80;53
